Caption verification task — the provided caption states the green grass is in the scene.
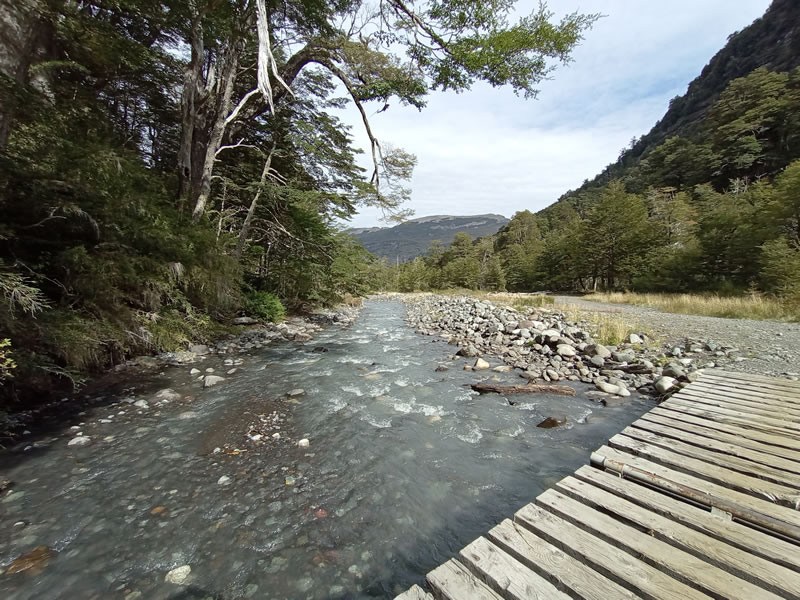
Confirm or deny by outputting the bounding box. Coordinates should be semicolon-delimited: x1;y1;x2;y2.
583;291;797;321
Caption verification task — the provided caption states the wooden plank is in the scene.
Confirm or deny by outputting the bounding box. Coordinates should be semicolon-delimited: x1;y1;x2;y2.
633;415;800;476
458;535;573;600
486;519;640;600
651;406;800;454
659;402;800;445
621;425;800;488
395;584;433;600
592;445;800;537
706;370;800;392
427;559;505;600
677;386;800;420
608;433;800;506
555;475;800;599
514;503;712;600
671;391;800;427
664;397;800;436
536;489;780;600
686;379;800;406
573;465;800;572
699;373;800;402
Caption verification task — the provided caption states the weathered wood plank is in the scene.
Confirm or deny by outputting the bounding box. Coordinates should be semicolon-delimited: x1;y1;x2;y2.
470;382;575;396
664;397;800;436
573;465;800;571
658;403;800;446
537;487;787;600
677;386;800;420
486;519;640;600
651;406;800;454
395;584;433;600
621;425;800;487
671;391;800;426
458;535;573;600
555;475;800;599
608;433;800;505
706;370;800;391
514;503;712;600
699;373;800;402
592;445;800;537
684;379;800;406
632;415;800;476
427;559;505;600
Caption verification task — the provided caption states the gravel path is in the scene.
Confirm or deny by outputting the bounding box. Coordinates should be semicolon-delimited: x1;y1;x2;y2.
555;296;800;379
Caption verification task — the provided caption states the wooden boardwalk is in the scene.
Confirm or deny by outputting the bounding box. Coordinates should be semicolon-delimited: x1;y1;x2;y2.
396;370;800;600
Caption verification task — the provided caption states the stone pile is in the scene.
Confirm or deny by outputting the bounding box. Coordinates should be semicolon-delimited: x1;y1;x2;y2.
404;295;729;400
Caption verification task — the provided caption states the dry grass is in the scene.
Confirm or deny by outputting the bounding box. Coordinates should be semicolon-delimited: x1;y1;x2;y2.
559;304;652;346
583;291;796;321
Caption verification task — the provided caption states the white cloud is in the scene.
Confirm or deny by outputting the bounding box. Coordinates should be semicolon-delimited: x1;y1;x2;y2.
337;1;773;227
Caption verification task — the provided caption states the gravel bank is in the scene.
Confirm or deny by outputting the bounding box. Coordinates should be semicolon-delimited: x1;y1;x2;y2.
556;295;800;380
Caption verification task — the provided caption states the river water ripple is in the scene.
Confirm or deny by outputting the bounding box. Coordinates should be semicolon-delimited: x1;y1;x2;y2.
0;301;653;599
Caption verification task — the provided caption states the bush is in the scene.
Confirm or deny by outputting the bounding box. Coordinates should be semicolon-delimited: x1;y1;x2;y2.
244;291;286;323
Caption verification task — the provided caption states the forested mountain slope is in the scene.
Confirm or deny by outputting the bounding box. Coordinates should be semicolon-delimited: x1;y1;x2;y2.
350;214;509;262
552;0;800;209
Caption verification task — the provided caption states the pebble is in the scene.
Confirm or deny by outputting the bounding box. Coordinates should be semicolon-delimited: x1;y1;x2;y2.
165;565;191;584
67;435;92;447
217;475;232;486
297;438;310;447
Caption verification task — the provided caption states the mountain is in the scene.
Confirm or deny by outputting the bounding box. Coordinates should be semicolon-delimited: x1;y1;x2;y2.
548;0;800;212
350;214;509;262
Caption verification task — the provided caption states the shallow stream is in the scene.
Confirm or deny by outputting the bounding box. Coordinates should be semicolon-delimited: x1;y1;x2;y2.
0;301;653;599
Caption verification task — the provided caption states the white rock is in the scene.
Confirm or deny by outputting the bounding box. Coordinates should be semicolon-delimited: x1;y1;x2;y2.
492;365;513;373
227;368;237;375
217;475;232;486
595;381;629;397
249;433;263;441
629;333;644;344
133;399;149;409
287;388;305;397
155;388;181;402
297;438;310;447
474;358;490;370
67;435;92;447
655;376;677;394
190;368;201;375
165;565;191;584
556;344;576;357
203;375;225;388
272;433;281;439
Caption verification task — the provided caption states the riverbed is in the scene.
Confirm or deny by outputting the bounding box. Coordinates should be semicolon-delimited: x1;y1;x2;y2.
0;301;654;599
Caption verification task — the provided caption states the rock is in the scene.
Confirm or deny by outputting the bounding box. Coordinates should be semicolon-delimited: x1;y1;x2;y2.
217;475;232;486
298;438;310;447
474;358;490;370
271;433;281;439
67;435;92;447
537;416;567;429
492;365;513;373
545;369;560;381
556;344;576;358
232;316;258;325
663;364;686;379
595;381;630;397
655;376;677;394
189;344;209;355
628;333;644;345
287;388;305;397
189;368;201;375
434;365;449;372
586;344;611;358
589;355;605;368
5;545;54;575
457;345;478;357
294;332;313;342
165;565;192;585
203;375;225;388
154;388;181;403
611;351;635;363
312;346;328;353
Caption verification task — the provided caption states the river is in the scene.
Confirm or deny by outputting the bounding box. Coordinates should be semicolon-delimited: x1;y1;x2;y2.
0;300;654;599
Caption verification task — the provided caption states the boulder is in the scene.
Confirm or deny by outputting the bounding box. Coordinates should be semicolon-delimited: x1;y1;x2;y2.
655;376;677;394
232;316;258;325
474;357;490;370
556;344;576;358
203;375;225;388
585;344;611;358
189;344;210;355
537;416;567;429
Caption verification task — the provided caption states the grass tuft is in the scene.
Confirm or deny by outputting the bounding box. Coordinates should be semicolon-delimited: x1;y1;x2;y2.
583;292;796;321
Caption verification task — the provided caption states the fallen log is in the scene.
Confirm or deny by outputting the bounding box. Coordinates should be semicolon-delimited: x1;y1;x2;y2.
470;382;576;396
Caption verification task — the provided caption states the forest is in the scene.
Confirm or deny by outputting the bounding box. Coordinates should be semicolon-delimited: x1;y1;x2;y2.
0;0;597;406
382;65;800;310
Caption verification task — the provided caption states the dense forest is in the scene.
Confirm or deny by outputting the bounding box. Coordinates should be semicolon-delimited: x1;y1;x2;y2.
383;63;800;306
0;0;598;406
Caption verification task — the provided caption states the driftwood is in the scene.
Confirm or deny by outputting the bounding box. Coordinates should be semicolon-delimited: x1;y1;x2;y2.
470;383;576;396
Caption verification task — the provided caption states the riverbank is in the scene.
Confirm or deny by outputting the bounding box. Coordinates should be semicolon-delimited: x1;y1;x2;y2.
390;293;761;404
0;305;362;447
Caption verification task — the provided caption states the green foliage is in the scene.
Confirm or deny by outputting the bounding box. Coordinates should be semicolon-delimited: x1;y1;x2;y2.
0;339;16;382
244;292;286;323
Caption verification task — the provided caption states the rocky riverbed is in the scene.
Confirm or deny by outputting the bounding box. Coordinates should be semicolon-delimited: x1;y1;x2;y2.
398;293;765;403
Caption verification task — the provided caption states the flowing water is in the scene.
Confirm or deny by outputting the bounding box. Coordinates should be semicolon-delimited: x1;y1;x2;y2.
0;301;653;599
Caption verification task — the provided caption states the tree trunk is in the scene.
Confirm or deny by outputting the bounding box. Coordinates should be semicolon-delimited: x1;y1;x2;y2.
176;2;204;209
235;144;275;258
191;40;241;222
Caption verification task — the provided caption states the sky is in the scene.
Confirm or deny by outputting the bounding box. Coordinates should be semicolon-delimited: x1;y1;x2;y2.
337;0;773;228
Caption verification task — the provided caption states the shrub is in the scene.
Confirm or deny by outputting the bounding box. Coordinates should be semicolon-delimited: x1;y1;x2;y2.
244;291;286;323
